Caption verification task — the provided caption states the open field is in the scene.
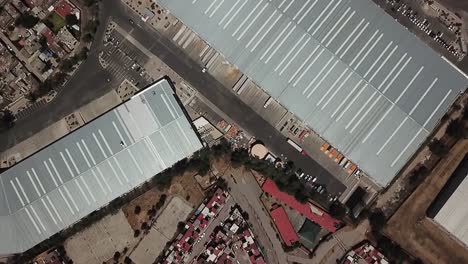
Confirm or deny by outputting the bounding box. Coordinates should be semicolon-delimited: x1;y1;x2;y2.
386;139;468;264
122;170;205;230
64;210;137;264
131;196;193;264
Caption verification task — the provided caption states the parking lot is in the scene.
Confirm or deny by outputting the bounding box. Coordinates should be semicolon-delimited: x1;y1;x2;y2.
100;23;154;88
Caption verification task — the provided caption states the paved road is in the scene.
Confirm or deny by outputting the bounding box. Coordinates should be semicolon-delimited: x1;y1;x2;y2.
224;168;286;264
186;196;234;263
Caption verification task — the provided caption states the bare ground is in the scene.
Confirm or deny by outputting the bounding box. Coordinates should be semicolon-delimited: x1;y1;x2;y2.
385;139;468;264
122;171;205;230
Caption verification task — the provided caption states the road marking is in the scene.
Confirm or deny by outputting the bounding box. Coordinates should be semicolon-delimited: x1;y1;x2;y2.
275;33;307;72
97;166;112;193
307;0;337;32
340;22;369;58
128;149;144;175
251;13;282;52
321;71;353;110
246;9;277;49
307;60;339;98
353;33;384;69
113;157;130;183
293;0;311;21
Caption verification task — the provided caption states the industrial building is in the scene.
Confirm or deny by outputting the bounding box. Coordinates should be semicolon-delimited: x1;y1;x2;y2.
0;78;203;255
429;154;468;246
159;0;468;186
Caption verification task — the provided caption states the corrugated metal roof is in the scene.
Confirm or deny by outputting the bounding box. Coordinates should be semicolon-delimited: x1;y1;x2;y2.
159;0;468;186
0;79;202;254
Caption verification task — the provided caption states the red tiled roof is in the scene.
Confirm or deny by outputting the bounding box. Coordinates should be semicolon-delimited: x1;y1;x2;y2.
270;206;299;246
54;0;73;18
207;189;226;209
262;179;340;232
41;27;55;45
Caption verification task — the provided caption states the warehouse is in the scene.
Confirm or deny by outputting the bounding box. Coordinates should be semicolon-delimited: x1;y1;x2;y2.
429;154;468;246
0;78;202;255
159;0;468;186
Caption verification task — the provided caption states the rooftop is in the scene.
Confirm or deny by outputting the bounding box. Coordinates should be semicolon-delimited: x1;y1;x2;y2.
270;206;299;247
159;0;468;187
0;78;202;255
262;179;340;232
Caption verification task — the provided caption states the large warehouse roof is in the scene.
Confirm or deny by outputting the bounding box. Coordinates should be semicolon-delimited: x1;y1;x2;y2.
160;0;468;186
0;79;202;255
432;155;468;246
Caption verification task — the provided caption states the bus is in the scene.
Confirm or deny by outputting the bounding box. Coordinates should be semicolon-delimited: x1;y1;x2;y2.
287;138;307;155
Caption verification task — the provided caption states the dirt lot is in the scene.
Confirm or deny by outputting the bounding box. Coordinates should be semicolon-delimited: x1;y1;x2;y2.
386;139;468;264
65;210;137;264
130;196;193;264
122;171;205;230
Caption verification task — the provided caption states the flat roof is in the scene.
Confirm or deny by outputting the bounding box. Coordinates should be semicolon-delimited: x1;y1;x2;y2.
0;78;202;254
159;0;468;186
432;154;468;246
270;206;299;246
262;179;339;232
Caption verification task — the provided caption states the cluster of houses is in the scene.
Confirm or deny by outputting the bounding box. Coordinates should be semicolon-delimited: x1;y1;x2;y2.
0;0;80;109
160;188;265;264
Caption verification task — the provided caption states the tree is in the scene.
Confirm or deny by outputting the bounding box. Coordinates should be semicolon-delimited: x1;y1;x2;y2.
113;251;121;261
141;222;149;230
368;209;386;232
134;229;140;237
177;221;186;233
1;110;15;129
65;14;79;25
329;201;347;219
15;13;39;28
124;256;132;264
428;138;448;156
408;165;428;185
446;119;466;139
134;205;141;214
82;33;94;43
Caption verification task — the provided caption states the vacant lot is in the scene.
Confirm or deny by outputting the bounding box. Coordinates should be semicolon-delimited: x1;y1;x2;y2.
65;210;137;264
386;140;468;264
130;196;193;264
